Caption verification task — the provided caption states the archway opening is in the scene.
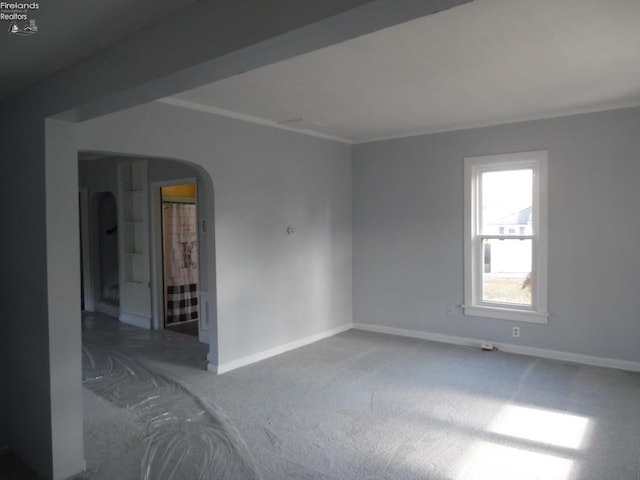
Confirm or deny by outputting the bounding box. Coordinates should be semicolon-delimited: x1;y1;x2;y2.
78;152;217;350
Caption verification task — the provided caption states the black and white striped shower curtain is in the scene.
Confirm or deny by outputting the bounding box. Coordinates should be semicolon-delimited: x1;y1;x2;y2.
162;203;198;324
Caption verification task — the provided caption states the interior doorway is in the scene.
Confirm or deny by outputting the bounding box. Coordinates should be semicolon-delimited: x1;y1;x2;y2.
98;192;120;311
160;182;199;337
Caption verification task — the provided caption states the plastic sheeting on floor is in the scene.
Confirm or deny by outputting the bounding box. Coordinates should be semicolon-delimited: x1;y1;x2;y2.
82;329;260;480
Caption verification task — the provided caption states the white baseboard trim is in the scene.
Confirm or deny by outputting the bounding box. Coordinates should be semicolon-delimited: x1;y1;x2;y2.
205;321;640;374
119;313;151;329
353;323;640;373
0;444;9;455
209;323;353;374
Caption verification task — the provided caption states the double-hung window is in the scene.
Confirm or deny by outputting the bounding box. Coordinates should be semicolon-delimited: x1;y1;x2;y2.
464;150;549;323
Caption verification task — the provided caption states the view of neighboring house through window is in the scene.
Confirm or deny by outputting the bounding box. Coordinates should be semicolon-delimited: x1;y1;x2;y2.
464;151;549;323
482;169;532;306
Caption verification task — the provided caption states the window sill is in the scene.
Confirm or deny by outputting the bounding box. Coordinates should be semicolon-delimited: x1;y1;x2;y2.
463;304;549;324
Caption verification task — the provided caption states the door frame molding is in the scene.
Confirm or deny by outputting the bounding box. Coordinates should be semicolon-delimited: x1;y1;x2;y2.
78;187;94;311
150;177;199;332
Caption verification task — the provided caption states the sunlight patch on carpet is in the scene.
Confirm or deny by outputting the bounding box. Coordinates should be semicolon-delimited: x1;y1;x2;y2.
489;405;589;450
454;441;573;480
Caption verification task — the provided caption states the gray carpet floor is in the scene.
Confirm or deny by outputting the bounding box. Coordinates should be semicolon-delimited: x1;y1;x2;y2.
76;313;640;480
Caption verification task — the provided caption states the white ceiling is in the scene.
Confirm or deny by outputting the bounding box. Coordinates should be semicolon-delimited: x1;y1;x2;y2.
169;0;640;143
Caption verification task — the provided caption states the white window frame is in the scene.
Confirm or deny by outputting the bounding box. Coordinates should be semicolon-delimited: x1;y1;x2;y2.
463;150;549;323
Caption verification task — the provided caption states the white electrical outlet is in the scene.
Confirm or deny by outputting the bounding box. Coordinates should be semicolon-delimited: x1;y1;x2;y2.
446;306;453;316
513;326;520;337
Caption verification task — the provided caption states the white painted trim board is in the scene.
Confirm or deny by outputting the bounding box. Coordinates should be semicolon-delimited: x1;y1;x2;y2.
78;187;94;312
157;97;640;146
208;321;640;375
158;97;352;144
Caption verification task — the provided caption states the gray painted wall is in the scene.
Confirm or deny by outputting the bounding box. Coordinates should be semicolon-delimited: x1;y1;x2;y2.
0;109;54;478
79;156;202;193
353;106;640;364
0;315;6;451
78;101;353;366
0;355;5;450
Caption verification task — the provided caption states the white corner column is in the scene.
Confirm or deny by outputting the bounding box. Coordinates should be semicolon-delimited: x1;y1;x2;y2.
45;118;85;479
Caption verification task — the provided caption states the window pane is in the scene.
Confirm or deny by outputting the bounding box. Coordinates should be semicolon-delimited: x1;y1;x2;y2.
481;169;532;235
482;239;532;306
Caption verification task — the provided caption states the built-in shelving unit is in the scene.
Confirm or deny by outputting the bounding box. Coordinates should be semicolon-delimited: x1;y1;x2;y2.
119;162;148;284
117;160;152;328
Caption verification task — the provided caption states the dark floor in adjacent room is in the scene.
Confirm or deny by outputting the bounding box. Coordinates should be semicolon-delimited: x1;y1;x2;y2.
165;319;199;337
76;313;640;480
0;453;38;480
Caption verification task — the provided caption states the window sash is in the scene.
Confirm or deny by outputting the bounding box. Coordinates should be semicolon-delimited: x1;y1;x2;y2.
473;238;536;310
464;151;548;324
476;166;534;237
476;234;533;240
